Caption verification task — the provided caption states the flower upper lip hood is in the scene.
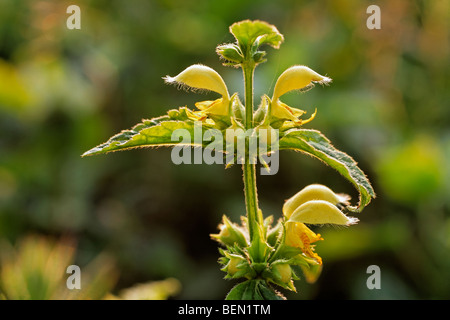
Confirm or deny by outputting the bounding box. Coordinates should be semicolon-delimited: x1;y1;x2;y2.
283;184;358;226
266;65;332;124
164;64;235;119
272;65;331;102
282;184;358;267
163;64;230;100
287;200;359;226
283;184;350;219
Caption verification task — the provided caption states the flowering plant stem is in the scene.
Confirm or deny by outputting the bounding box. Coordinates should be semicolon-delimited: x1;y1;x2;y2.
82;20;376;300
242;61;261;242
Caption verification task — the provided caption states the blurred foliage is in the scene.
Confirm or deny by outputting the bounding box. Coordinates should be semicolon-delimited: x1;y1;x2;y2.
0;0;449;299
0;234;116;299
0;235;180;300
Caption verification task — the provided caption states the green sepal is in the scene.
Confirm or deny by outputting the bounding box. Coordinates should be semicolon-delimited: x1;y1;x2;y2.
246;222;272;263
211;215;248;248
266;220;282;247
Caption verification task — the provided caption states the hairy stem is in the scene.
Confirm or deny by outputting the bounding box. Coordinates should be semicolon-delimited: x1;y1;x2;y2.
242;62;261;242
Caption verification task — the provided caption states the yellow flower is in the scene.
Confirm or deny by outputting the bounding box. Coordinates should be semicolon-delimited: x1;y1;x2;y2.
285;221;323;265
283;184;357;266
288;200;358;226
283;184;350;219
267;65;331;124
164;64;232;119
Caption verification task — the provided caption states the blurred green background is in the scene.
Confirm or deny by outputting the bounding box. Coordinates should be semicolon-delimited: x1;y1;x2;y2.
0;0;449;299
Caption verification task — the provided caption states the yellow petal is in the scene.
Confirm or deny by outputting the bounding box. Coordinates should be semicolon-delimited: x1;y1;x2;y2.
296;108;317;125
288;106;307;117
270;99;299;122
272;65;331;101
285;222;323;264
164;64;229;98
195;98;230;117
288;200;358;226
285;222;323;247
283;184;350;219
195;100;216;111
185;108;206;121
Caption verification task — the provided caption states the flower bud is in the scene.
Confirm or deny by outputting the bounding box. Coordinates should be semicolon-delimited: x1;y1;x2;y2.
272;263;292;284
226;255;247;276
283;184;350;219
288;200;358;226
252;51;267;64
164;64;229;99
210;215;248;247
216;43;244;64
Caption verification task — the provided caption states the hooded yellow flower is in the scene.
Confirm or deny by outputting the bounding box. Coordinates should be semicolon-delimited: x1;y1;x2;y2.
283;184;357;266
164;64;232;120
285;221;323;265
267;65;331;125
283;184;350;219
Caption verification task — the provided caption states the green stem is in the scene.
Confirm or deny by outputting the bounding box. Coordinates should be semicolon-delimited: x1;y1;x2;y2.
242;62;261;242
243;63;254;131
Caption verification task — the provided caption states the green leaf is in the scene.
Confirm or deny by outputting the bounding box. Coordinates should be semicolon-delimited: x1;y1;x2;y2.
225;280;284;300
279;129;375;212
82;107;222;157
229;20;284;54
226;280;260;300
256;281;285;300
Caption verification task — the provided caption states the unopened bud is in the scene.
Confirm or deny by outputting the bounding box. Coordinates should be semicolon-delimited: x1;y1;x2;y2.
216;44;244;64
226;255;246;276
211;215;248;247
272;263;292;284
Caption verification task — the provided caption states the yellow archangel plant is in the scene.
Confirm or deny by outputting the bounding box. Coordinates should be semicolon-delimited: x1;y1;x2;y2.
82;20;375;300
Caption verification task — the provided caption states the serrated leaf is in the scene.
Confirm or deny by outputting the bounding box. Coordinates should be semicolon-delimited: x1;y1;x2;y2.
225;280;284;300
226;280;260;300
279;129;375;212
256;281;285;300
81;106;225;157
